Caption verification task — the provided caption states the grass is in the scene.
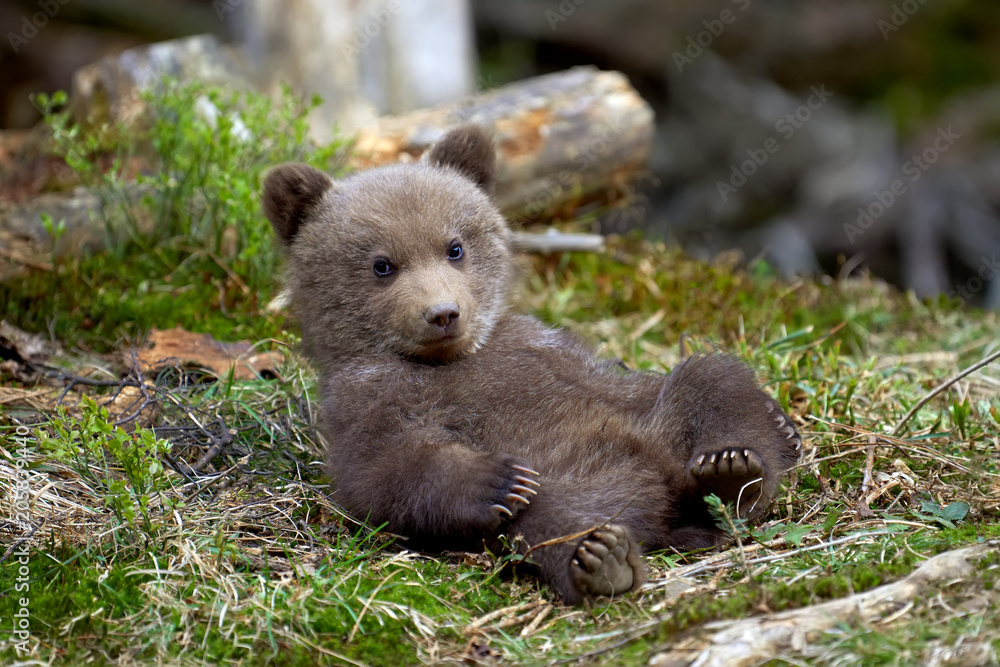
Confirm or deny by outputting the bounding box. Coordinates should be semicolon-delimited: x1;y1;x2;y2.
1;83;999;665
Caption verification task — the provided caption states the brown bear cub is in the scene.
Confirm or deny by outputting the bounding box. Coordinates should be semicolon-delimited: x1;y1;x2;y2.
262;126;801;604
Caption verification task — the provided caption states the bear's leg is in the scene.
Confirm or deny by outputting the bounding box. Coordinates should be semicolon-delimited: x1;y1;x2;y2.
506;469;665;604
649;354;801;527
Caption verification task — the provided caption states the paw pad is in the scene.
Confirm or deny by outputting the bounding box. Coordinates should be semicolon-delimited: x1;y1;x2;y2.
691;447;764;481
690;448;766;517
569;524;637;597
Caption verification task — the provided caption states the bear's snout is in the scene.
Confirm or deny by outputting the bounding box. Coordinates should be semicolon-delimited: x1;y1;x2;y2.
424;302;460;332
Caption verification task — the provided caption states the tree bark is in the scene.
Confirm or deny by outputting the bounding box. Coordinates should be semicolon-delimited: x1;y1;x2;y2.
350;66;655;223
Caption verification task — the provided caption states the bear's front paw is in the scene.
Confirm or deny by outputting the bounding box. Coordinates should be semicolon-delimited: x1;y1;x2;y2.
569;525;641;598
689;448;766;516
489;463;540;521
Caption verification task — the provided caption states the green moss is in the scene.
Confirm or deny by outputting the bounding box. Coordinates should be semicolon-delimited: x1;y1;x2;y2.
0;544;152;661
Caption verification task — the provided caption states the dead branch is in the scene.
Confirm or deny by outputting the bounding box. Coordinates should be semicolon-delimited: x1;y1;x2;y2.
892;347;1000;436
510;230;605;254
649;541;997;667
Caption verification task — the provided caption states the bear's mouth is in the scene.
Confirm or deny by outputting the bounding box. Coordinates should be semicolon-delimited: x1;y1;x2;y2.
411;332;473;361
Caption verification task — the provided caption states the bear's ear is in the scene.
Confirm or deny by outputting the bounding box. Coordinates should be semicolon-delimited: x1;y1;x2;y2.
426;125;497;195
262;163;334;245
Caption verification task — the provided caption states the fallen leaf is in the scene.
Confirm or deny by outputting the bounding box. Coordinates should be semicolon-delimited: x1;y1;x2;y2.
104;383;160;428
136;327;284;381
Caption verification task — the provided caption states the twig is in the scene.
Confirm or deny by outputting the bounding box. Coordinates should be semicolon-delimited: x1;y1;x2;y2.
856;436;877;518
679;529;898;578
520;603;553;637
466;600;547;632
510;230;605;254
111;353;157;427
519;495;637;563
33;365;142;405
812;417;972;474
892;347;1000;436
0;245;53;271
0;518;45;565
190;417;234;472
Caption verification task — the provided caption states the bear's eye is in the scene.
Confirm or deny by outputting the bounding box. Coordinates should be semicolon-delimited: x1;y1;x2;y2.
448;243;463;261
372;258;395;277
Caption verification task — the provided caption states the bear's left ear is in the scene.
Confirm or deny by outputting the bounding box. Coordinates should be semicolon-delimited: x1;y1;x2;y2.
262;163;335;245
426;125;497;195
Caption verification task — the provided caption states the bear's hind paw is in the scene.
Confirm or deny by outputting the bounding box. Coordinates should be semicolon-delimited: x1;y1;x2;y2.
690;447;764;482
569;524;639;598
689;448;766;517
767;400;803;454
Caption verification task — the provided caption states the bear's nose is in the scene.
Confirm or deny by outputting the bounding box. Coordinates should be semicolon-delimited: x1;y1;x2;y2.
424;302;460;330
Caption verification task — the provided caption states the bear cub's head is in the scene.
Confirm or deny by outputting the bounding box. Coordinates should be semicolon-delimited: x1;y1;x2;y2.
262;126;513;367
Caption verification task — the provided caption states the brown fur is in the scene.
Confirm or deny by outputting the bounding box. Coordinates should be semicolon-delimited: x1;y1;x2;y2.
262;126;801;604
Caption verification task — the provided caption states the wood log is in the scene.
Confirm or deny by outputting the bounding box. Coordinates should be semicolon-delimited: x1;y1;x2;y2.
649;542;998;667
349;66;655;224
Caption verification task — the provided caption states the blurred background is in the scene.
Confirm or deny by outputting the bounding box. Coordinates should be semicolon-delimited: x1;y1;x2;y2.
2;0;1000;307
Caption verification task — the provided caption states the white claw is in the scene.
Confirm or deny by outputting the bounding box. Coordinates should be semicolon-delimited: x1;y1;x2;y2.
766;403;775;412
696;454;706;466
512;464;540;477
774;415;785;425
506;493;530;506
708;454;717;465
515;475;541;488
511;484;538;496
744;449;750;458
492;504;513;517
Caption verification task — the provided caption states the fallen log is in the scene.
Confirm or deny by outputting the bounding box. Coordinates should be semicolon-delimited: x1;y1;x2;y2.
350;66;654;223
649;541;998;667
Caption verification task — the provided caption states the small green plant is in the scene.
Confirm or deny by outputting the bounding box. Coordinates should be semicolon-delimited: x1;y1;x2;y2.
950;399;973;440
7;81;347;350
705;493;749;569
755;521;811;546
39;212;67;254
912;500;971;529
705;493;746;538
36;396;175;537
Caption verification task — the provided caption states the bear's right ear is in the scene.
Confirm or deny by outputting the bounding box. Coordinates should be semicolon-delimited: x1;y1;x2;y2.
262;163;334;245
426;125;497;195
